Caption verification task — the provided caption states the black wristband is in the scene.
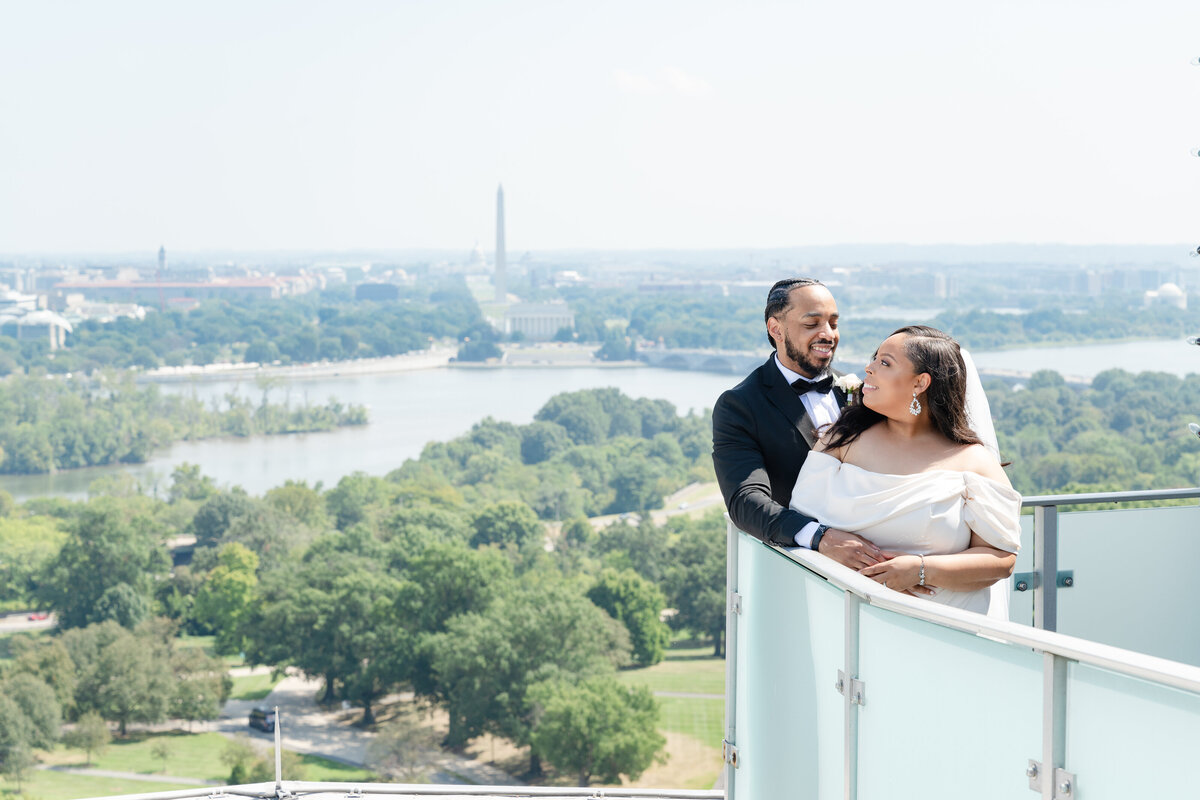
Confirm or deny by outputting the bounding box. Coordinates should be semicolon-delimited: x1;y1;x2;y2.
810;524;830;552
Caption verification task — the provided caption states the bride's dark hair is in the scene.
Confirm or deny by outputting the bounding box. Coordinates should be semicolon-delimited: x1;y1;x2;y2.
823;325;983;450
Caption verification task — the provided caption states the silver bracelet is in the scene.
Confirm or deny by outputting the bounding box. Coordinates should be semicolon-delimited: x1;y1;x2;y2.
918;555;926;587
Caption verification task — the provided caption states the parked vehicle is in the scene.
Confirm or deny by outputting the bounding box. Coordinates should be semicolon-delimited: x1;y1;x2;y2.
248;707;276;732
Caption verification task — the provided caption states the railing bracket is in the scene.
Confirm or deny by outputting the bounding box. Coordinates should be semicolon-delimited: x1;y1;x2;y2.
836;669;865;705
1027;759;1075;798
722;738;740;768
1014;571;1074;592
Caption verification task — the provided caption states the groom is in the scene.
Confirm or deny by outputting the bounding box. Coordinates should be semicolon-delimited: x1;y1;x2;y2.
712;278;884;570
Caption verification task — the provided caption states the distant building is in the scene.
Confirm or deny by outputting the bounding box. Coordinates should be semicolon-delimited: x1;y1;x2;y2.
52;275;316;305
1144;282;1187;310
60;296;147;325
504;302;574;341
0;290;39;314
0;308;72;350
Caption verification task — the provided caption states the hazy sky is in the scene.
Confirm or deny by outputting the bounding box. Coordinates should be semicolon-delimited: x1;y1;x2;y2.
2;0;1198;253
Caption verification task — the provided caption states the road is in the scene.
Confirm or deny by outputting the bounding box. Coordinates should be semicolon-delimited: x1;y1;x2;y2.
218;668;520;786
0;611;55;634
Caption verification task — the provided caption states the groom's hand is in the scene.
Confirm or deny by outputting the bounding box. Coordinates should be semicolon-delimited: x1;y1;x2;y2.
816;529;885;570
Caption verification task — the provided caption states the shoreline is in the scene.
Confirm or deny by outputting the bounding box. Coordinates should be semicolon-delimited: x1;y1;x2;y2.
131;335;1189;386
136;344;642;383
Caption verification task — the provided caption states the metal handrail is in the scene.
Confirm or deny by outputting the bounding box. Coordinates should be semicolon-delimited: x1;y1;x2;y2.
775;542;1200;695
90;783;724;800
1022;486;1200;507
1017;486;1199;631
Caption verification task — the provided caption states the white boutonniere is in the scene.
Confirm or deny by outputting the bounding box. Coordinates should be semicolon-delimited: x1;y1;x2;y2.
833;373;863;396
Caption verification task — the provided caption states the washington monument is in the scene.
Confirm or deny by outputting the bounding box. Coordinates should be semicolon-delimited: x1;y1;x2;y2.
494;184;507;303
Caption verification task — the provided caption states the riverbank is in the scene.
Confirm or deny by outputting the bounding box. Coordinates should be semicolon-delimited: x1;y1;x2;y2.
139;347;459;384
127;335;1196;386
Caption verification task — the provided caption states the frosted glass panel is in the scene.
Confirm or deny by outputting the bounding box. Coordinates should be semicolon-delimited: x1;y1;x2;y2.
1065;663;1200;799
733;534;844;800
857;606;1042;800
1009;514;1035;624
1056;505;1200;665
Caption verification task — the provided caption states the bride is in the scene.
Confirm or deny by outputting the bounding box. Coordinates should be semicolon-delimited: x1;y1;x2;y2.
789;325;1021;618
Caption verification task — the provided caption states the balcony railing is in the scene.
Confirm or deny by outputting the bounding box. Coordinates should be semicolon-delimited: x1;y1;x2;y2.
723;490;1200;800
92;783;724;800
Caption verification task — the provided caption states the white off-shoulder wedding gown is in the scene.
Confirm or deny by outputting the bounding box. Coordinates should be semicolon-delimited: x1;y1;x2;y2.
790;451;1022;618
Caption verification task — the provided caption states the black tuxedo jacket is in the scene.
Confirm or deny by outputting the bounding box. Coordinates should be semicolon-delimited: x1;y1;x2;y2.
712;355;847;547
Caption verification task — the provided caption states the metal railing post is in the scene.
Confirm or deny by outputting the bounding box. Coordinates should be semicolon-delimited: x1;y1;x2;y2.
1033;505;1059;631
843;593;861;800
1040;653;1069;800
724;520;740;798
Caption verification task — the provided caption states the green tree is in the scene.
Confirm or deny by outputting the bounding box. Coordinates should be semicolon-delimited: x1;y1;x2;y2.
193;543;260;654
77;626;173;735
63;711;111;765
242;554;411;719
10;638;78;715
191;490;257;549
331;571;413;726
1;673;61;748
529;676;665;785
0;515;66;607
606;456;663;513
520;421;572;464
325;472;395;530
428;579;631;771
265;480;330;529
1;741;35;792
36;497;168;630
586;568;669;667
168;462;217;503
151;739;172;773
171;648;232;727
469;501;543;552
662;513;727;655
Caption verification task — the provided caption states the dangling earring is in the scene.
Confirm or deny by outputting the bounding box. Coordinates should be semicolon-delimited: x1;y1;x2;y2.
909;392;922;416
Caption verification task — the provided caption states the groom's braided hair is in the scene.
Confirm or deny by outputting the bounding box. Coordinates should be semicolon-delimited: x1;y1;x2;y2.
824;325;984;449
764;278;824;350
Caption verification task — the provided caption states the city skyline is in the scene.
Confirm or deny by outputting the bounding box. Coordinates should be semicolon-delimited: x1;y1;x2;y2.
1;0;1198;253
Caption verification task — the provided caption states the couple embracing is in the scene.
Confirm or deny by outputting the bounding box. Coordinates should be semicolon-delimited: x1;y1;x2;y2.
713;278;1021;618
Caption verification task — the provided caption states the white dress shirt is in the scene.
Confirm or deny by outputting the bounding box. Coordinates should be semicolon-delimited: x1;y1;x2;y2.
773;354;842;548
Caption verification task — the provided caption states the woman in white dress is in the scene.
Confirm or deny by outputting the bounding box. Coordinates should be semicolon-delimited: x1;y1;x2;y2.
790;326;1021;618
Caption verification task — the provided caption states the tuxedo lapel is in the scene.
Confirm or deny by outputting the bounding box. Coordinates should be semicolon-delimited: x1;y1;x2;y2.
759;357;818;449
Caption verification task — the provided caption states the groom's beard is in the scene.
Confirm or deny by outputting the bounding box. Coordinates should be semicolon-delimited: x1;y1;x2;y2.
784;333;836;378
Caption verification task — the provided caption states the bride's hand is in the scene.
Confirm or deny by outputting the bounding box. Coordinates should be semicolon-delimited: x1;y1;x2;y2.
859;555;935;595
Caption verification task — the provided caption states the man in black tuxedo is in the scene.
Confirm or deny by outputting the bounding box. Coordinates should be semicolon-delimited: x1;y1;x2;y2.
712;278;884;569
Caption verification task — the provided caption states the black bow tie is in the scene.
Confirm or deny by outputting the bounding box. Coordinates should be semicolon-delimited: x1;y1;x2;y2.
791;375;834;395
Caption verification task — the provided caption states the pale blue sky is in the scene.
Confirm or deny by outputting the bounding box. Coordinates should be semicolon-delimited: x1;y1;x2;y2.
1;0;1197;252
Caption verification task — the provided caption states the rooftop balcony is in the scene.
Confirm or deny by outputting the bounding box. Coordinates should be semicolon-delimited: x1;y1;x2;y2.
724;488;1200;800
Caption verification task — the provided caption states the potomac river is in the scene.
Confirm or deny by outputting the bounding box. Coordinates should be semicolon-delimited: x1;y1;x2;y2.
0;337;1195;501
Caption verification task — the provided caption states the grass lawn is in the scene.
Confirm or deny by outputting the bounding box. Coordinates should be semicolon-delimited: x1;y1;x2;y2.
0;770;196;800
43;731;233;782
298;755;377;782
617;644;725;696
616;639;726;782
656;696;724;749
229;671;282;701
40;730;378;786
